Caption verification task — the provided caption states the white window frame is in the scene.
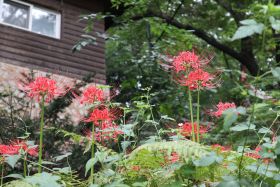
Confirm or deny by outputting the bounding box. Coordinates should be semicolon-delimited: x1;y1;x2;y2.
0;0;61;39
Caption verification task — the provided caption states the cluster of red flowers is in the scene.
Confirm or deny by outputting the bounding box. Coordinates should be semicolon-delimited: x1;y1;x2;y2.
0;141;38;157
84;108;112;125
172;50;215;90
212;102;236;118
20;76;69;103
245;147;261;159
178;122;208;137
181;69;215;90
80;86;104;104
172;51;200;72
80;85;123;143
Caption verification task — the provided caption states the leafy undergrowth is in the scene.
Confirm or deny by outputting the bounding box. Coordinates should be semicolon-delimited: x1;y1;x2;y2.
0;49;279;187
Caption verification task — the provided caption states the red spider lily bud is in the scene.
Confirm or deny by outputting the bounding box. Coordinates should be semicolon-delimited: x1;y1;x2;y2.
212;102;236;118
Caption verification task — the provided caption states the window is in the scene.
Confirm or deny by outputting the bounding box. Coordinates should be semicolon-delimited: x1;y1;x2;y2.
0;0;61;38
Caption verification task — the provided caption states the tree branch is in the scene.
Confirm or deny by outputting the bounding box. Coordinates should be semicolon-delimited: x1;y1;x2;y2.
133;11;259;75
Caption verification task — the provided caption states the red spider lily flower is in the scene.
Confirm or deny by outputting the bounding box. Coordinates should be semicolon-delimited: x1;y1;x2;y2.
212;102;236;118
245;146;261;159
180;69;215;90
170;152;180;163
80;86;104;104
12;141;38;157
211;144;231;152
20;76;69;102
131;165;141;171
0;145;19;155
0;141;38;157
172;51;200;72
179;122;208;137
84;108;113;125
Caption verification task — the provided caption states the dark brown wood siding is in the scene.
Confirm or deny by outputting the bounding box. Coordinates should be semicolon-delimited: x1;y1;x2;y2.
0;0;106;84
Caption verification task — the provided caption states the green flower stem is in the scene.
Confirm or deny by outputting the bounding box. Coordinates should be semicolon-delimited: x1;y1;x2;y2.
23;156;27;177
188;89;195;142
38;96;45;173
196;89;200;143
90;123;95;184
1;164;3;187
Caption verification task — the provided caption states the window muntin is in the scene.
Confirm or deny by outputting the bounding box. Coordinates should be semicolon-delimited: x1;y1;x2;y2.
0;0;61;38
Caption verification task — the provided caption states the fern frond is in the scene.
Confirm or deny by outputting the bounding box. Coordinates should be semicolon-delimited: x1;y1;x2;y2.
129;140;209;162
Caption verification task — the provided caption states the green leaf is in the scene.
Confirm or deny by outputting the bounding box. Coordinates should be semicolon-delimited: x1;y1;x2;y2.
269;16;280;31
53;167;71;174
89;184;100;187
84;141;92;155
236;107;246;115
223;110;238;130
161;115;175;121
193;152;222;167
54;152;72;162
132;182;148;187
25;172;61;187
42;161;57;165
5;155;21;168
240;19;257;25
121;141;131;151
85;158;97;176
230;123;255;132
4;174;24;179
258;127;272;134
232;19;264;40
275;136;280;155
272;67;280;80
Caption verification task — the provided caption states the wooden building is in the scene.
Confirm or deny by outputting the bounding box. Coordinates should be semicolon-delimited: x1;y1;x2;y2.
0;0;109;84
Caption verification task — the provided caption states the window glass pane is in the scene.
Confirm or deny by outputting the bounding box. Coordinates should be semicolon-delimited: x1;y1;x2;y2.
2;0;29;28
31;7;57;37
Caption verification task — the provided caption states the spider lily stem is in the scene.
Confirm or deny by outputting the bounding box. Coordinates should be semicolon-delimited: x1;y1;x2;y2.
23;156;27;177
90;122;95;184
38;96;45;173
196;88;200;143
188;88;195;142
1;163;4;187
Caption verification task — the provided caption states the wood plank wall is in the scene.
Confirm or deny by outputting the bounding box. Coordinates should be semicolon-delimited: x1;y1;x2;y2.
0;0;106;84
